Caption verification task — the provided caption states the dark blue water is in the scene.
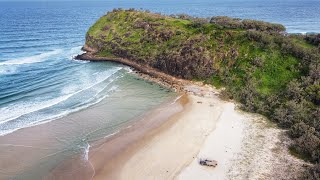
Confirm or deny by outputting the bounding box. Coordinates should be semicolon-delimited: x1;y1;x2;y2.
0;0;319;179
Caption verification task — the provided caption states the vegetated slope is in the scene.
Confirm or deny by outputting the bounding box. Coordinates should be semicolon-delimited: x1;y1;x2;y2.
85;9;319;178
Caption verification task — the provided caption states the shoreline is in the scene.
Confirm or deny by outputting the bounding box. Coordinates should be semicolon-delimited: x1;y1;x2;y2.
0;72;179;180
73;51;307;179
45;93;188;180
92;92;223;180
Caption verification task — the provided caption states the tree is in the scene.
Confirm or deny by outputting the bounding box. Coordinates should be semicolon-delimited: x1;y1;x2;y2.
301;164;320;180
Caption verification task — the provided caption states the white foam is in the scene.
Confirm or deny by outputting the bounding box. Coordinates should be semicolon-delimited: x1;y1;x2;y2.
66;46;83;60
25;85;119;130
0;68;122;125
71;59;89;64
83;143;91;161
123;66;134;73
0;85;119;136
0;49;62;66
170;95;183;105
104;130;120;139
0;71;121;136
61;67;122;95
0;94;74;125
0;66;17;75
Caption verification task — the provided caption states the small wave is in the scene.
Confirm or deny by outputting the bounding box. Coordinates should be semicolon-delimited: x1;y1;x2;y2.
23;85;119;131
0;66;17;75
0;68;122;125
0;66;122;136
0;85;119;137
66;46;83;60
104;130;120;139
61;67;122;95
0;49;62;66
0;94;74;125
170;95;183;105
71;59;89;64
123;66;134;73
83;143;91;161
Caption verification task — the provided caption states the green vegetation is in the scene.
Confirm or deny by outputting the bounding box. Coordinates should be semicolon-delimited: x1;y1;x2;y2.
86;9;320;176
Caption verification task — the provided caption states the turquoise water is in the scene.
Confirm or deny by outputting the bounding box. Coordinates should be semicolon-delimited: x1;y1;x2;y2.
0;0;319;179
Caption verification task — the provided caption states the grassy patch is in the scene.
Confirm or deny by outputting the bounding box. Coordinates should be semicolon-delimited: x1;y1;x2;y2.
97;50;117;58
289;146;312;162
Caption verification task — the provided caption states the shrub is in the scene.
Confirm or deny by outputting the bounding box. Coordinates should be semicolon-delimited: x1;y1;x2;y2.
306;84;320;105
294;132;320;162
210;16;243;29
285;79;304;101
242;19;286;32
175;14;194;20
289;122;314;139
191;18;209;28
305;34;320;46
273;100;308;128
301;164;320;180
210;16;285;32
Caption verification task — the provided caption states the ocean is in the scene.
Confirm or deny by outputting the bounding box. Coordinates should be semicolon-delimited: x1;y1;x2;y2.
0;0;319;179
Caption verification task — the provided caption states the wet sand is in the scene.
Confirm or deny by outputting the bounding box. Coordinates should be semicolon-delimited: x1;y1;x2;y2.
43;83;226;180
45;95;187;180
0;81;179;180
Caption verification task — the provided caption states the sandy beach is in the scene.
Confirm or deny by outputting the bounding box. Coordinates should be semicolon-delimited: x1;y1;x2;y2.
84;83;306;180
92;87;222;180
0;74;306;180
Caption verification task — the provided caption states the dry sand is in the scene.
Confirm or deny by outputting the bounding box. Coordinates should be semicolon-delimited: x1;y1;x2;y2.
178;94;307;180
116;95;222;180
88;84;306;180
177;100;245;180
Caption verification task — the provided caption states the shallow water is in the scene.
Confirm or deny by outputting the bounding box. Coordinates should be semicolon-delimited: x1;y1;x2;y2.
0;73;176;179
